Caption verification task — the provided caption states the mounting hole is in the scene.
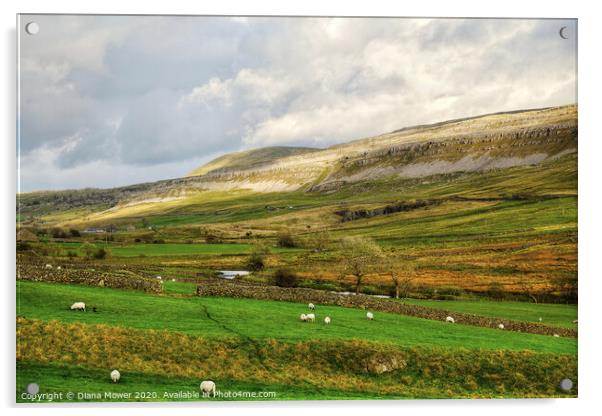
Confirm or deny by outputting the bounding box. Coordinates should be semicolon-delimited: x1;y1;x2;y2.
559;378;573;392
25;22;39;35
26;382;39;395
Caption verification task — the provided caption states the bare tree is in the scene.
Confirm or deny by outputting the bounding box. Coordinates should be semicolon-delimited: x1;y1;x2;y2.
340;236;383;295
388;262;417;299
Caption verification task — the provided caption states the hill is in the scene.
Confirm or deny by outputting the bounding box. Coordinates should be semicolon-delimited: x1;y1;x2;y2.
187;146;319;177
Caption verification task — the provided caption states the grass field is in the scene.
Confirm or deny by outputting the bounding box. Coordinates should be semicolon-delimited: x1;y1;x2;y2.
57;242;301;257
17;281;576;354
403;299;577;329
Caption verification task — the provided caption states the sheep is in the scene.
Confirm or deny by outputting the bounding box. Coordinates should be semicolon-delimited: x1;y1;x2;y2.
200;380;216;397
56;266;62;270
45;264;52;269
70;302;86;312
171;278;176;282
573;319;578;324
446;316;455;324
156;276;162;280
498;323;505;330
366;312;374;320
110;369;120;383
538;317;543;322
300;313;307;322
553;334;560;338
324;316;331;324
306;313;315;323
308;303;315;310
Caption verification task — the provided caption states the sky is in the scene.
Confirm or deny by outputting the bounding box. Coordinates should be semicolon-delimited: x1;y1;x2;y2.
18;16;577;192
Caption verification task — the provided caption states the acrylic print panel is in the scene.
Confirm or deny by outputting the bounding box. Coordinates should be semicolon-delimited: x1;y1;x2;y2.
16;14;577;403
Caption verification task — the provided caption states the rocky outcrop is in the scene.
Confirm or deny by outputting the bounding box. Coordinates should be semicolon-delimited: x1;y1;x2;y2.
335;200;441;222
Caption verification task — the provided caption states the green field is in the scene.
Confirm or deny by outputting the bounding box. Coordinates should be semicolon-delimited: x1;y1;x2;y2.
403;299;577;329
17;281;576;354
58;242;301;257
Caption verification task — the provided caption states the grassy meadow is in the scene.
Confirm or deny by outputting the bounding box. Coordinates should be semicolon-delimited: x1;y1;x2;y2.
16;150;578;401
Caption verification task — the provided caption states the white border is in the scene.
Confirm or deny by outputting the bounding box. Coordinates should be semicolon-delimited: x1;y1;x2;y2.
2;1;601;415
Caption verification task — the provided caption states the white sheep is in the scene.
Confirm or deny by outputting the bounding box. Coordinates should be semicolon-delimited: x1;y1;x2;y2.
45;264;52;269
308;303;315;310
70;302;86;312
200;380;216;397
366;312;374;320
324;316;331;325
446;316;455;323
538;317;543;322
56;266;62;270
306;313;316;323
573;319;578;324
300;313;307;322
110;369;120;383
553;334;560;338
156;276;162;280
171;278;176;282
498;323;505;330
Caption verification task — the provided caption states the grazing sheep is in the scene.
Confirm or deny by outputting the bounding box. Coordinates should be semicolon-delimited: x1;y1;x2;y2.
446;316;455;323
498;323;505;330
56;266;62;270
538;317;543;322
306;313;316;323
171;278;176;282
110;369;120;383
156;276;162;280
366;312;374;320
70;302;86;312
200;380;216;397
308;303;315;310
300;313;307;322
324;316;331;325
45;264;52;269
553;334;560;338
573;319;578;324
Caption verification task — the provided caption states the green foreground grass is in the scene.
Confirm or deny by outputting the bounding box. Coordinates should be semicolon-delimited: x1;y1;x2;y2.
17;362;378;402
403;299;577;329
17;281;576;354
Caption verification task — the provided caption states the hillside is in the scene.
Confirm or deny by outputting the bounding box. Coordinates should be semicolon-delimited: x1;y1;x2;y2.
187;146;319;177
17;105;577;223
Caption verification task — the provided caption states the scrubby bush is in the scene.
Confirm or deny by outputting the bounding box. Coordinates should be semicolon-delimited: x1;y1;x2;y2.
93;247;109;259
69;228;81;237
79;242;97;260
276;230;296;248
272;269;298;288
247;251;265;271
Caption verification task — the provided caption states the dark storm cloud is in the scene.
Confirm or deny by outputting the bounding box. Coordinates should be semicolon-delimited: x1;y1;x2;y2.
18;16;576;191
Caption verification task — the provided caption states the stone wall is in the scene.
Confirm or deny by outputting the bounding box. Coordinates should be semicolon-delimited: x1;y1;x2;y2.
17;260;162;294
196;281;576;338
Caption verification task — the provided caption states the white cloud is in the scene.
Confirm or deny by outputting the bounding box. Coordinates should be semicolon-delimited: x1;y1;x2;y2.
18;16;577;191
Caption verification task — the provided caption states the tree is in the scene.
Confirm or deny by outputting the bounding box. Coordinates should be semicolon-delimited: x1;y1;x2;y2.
247;243;270;271
386;261;416;299
80;242;97;260
340;236;383;295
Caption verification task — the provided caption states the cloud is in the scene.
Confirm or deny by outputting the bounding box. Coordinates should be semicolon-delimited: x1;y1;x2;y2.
18;16;577;191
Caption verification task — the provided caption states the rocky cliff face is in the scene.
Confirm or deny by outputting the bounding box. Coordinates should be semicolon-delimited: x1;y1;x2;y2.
184;105;577;193
18;105;577;211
